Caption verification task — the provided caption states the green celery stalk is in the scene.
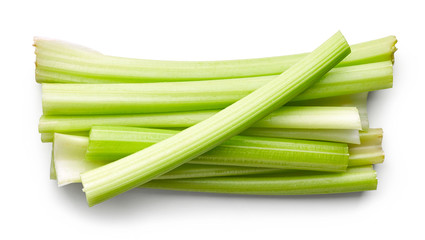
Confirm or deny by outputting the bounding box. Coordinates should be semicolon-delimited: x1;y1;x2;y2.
41;61;391;115
40;128;360;144
39;106;361;135
141;166;377;195
34;36;395;83
349;145;384;166
52;134;285;186
357;128;383;145
86;126;349;171
80;32;351;206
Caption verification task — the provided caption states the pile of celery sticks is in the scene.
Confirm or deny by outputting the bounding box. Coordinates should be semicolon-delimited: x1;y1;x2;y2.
36;32;396;206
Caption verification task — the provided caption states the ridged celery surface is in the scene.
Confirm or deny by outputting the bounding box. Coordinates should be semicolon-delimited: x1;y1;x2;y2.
41;61;392;115
40;128;361;144
141;166;377;195
80;32;351;206
52;134;285;186
86;126;349;171
34;36;395;83
39;106;361;135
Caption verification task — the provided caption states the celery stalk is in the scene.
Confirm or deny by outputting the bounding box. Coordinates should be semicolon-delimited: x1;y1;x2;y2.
40;128;360;144
86;126;349;171
349;145;384;166
80;32;351;206
141;166;377;195
34;36;395;83
41;62;391;115
39;106;361;135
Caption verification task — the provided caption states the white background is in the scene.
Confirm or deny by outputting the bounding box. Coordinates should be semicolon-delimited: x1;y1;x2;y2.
1;0;424;239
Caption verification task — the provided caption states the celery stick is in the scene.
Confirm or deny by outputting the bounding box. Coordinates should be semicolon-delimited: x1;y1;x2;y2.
142;166;377;195
39;106;361;135
80;32;351;206
241;128;360;144
86;126;349;171
34;36;395;83
52;134;285;185
41;62;391;115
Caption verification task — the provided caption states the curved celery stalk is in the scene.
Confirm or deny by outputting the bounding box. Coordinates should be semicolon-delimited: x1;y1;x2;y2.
242;128;360;144
52;134;285;186
349;145;384;166
34;36;395;83
142;166;377;195
86;126;349;171
41;61;392;115
38;106;361;135
80;32;351;206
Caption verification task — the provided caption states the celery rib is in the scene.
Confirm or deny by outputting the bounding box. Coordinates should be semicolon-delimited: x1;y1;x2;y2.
38;106;361;135
34;36;395;83
80;32;351;206
86;126;349;172
41;61;392;115
142;166;377;195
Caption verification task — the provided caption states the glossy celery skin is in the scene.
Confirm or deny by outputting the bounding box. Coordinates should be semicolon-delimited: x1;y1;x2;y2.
41;61;392;115
142;166;377;195
86;126;349;171
39;106;361;135
34;36;395;83
80;32;351;206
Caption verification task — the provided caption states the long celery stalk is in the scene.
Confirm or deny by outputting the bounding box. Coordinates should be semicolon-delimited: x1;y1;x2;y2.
34;36;395;83
80;32;351;206
41;62;391;115
39;106;361;135
141;166;377;195
40;128;361;144
86;126;349;171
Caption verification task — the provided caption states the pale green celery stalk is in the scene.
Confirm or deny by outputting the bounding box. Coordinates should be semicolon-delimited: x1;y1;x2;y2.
34;36;395;83
40;128;360;144
358;128;383;145
41;61;392;115
39;106;361;135
291;92;369;130
349;145;384;166
241;128;360;144
141;166;377;195
52;134;285;186
348;128;384;166
86;126;349;171
80;32;351;206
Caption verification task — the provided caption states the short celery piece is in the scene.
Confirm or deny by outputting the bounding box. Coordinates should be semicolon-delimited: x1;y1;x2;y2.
80;32;351;206
38;106;361;135
141;166;377;195
52;134;285;186
86;126;349;171
34;36;395;83
41;61;392;115
349;145;384;166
